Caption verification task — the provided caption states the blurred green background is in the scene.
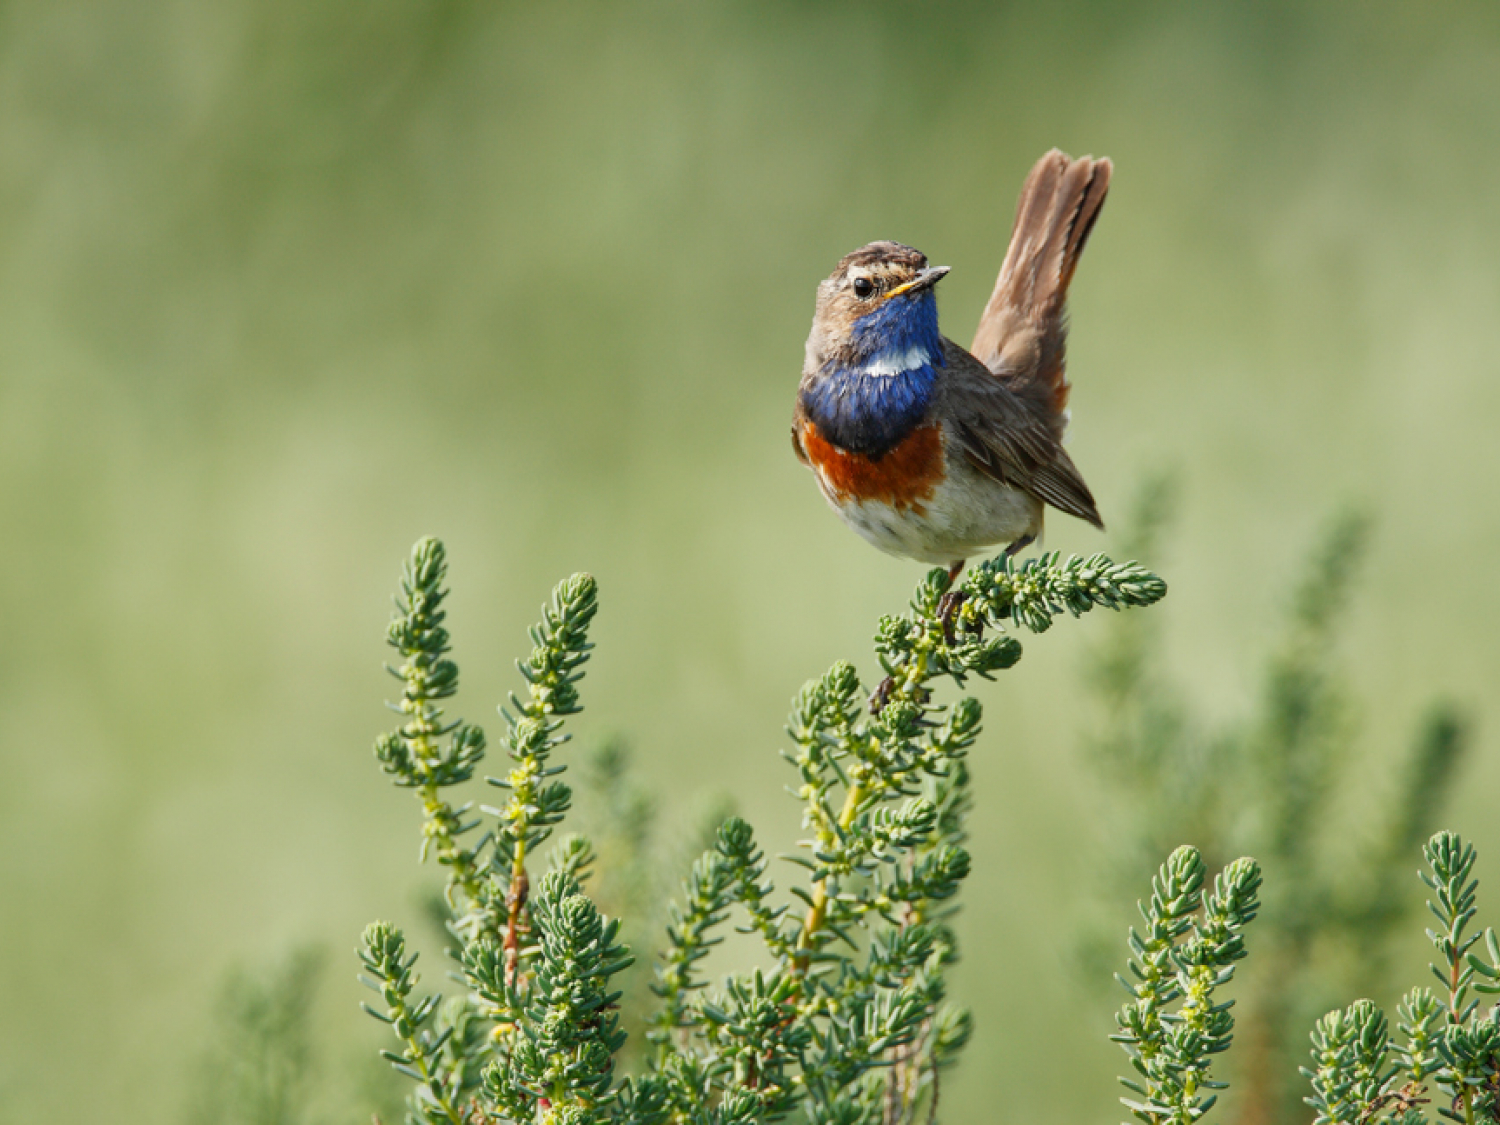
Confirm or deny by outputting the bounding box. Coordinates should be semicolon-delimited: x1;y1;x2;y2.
3;0;1499;1121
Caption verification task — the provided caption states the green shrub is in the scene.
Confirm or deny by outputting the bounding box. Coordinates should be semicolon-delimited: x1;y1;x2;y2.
360;537;1164;1125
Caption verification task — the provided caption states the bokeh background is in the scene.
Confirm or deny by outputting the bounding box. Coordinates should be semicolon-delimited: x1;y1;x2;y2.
3;1;1499;1122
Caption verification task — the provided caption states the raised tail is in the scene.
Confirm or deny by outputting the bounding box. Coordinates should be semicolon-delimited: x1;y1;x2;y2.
969;149;1111;420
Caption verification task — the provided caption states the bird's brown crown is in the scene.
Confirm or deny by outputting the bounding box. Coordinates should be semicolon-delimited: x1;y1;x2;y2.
823;242;930;308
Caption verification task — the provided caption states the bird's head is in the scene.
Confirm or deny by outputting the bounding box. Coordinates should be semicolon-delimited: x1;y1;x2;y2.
805;241;950;376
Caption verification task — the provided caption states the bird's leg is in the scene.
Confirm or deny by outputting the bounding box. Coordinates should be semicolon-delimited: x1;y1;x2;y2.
936;559;968;645
1004;534;1036;559
873;561;970;713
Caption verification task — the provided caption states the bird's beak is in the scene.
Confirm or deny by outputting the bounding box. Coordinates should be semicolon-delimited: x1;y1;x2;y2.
887;265;950;298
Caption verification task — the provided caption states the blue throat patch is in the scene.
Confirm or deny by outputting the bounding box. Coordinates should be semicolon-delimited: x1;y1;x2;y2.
801;291;944;458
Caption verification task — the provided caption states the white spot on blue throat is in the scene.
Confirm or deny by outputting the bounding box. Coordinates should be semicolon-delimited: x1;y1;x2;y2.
858;343;934;378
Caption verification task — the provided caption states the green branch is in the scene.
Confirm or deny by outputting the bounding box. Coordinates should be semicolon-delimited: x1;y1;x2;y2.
376;538;489;915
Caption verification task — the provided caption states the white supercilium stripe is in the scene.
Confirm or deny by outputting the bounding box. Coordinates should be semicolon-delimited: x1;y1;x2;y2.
857;345;932;378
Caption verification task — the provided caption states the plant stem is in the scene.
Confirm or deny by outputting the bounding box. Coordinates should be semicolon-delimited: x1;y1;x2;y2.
419;783;484;905
1448;952;1476;1125
794;779;867;973
504;837;529;988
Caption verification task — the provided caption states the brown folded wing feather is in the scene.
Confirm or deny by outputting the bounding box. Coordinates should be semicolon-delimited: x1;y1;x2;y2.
936;339;1103;528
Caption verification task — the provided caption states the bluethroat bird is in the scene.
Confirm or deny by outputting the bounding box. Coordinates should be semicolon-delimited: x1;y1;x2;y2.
792;149;1110;583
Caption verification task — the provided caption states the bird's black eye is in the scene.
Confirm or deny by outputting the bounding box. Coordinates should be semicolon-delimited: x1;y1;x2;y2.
852;276;875;299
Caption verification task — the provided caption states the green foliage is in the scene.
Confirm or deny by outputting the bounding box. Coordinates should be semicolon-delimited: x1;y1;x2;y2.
959;551;1169;637
184;949;326;1125
1302;832;1500;1125
491;571;599;872
184;948;410;1125
1112;847;1263;1125
483;872;634;1120
358;537;1167;1125
376;537;492;919
1086;480;1473;1125
359;921;474;1125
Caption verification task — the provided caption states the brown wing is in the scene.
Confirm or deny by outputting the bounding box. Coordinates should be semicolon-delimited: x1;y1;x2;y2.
936;339;1103;529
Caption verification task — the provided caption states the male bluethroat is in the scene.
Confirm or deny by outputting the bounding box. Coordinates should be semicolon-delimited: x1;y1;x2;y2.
792;149;1110;580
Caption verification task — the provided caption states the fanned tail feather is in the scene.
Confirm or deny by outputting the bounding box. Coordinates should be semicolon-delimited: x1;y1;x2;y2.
970;149;1111;420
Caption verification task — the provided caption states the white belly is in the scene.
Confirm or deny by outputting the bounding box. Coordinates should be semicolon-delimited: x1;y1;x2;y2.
818;458;1043;565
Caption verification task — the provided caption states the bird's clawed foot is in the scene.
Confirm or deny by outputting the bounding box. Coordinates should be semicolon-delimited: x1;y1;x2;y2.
1004;534;1036;559
869;675;930;716
936;559;968;645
